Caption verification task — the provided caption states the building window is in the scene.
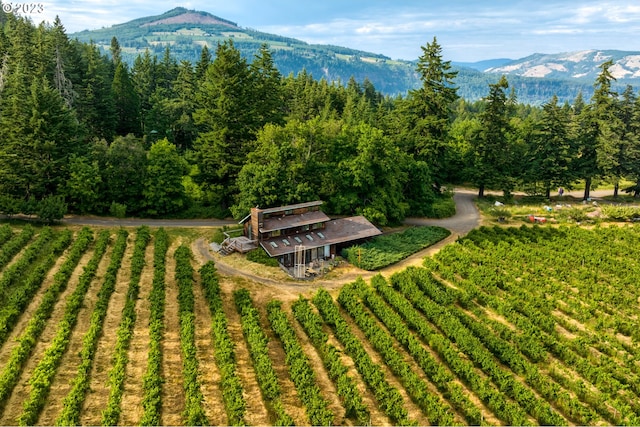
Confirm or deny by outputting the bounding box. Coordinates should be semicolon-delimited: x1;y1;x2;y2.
271;229;281;237
312;222;323;230
302;224;309;231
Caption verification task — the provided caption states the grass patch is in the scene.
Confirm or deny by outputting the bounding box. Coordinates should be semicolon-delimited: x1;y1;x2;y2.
246;247;280;267
342;226;451;271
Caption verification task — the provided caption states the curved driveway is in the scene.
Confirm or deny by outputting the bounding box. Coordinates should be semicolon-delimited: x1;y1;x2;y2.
404;188;479;235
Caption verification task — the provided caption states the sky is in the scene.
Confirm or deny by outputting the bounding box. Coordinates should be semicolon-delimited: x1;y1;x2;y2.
14;0;640;62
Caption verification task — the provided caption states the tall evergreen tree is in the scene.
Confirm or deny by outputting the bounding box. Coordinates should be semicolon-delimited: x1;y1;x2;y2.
76;43;116;141
46;17;78;108
527;95;574;198
112;61;140;136
131;49;157;135
623;88;640;196
398;37;458;187
0;74;79;199
250;44;285;128
573;93;600;200
110;36;122;66
469;76;513;198
591;60;625;196
195;44;211;82
159;60;198;150
193;40;257;210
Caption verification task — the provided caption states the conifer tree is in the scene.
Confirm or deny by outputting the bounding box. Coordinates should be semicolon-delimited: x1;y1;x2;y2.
250;44;285;127
112;61;140;136
76;43;116;141
132;49;157;135
528;95;574;198
195;44;211;82
398;37;458;188
161;60;198;150
469;75;513;198
193;40;256;210
592;60;624;196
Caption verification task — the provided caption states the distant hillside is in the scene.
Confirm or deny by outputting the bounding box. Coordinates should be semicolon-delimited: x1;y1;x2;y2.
485;50;640;82
70;8;637;104
452;58;513;72
71;7;419;95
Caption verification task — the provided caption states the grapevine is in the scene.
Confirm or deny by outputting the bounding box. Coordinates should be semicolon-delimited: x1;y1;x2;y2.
140;228;169;426
0;227;93;413
234;288;294;426
16;229;111;426
199;261;246;426
291;297;371;425
173;245;209;426
54;229;129;426
101;226;151;426
266;300;334;426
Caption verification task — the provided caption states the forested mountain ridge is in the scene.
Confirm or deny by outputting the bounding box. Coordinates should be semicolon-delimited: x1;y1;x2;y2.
70;7;632;104
71;7;419;96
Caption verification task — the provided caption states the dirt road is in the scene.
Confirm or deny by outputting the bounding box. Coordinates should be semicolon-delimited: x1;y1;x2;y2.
60;216;235;227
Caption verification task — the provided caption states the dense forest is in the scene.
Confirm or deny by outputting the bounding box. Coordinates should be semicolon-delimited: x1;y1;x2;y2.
1;10;640;224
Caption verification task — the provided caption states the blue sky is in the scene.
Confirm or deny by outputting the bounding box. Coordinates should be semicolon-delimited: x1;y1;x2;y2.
22;0;640;61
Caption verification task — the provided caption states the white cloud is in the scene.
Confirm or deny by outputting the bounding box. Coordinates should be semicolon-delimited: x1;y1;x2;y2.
28;0;640;61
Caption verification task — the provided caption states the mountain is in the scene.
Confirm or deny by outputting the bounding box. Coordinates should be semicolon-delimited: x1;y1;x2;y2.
71;7;420;95
70;8;637;104
484;50;640;82
452;58;513;72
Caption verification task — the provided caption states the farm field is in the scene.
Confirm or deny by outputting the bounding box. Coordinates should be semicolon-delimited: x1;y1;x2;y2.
0;223;639;425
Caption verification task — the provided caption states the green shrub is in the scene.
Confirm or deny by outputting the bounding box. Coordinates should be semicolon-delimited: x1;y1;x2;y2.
425;197;456;218
488;207;512;221
246;247;279;267
36;195;68;223
602;205;640;221
557;207;589;223
109;202;127;218
343;226;451;270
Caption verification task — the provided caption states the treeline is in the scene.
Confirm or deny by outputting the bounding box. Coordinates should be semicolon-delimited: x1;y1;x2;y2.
1;10;639;225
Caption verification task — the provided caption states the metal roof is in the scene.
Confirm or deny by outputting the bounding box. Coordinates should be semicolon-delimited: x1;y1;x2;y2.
260;210;330;233
260;216;382;257
258;200;323;215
